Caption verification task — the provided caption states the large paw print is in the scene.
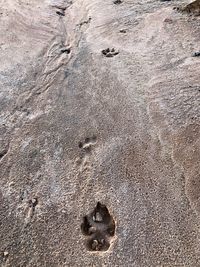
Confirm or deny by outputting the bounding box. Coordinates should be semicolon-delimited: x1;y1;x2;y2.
81;202;116;252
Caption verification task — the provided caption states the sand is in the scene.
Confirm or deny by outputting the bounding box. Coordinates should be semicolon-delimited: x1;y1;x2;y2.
0;0;200;266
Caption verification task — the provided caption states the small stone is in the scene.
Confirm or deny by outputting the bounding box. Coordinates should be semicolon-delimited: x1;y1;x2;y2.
101;239;105;244
3;251;9;257
32;198;37;204
91;239;98;250
93;212;103;222
88;226;96;234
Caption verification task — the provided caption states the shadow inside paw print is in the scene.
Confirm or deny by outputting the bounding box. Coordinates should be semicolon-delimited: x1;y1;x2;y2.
102;48;119;58
81;202;115;252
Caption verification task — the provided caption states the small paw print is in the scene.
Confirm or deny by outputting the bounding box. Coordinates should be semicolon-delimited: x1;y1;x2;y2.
102;48;119;58
78;135;97;153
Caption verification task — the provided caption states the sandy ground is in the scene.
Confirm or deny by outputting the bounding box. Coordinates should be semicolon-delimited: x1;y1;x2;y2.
0;0;200;266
